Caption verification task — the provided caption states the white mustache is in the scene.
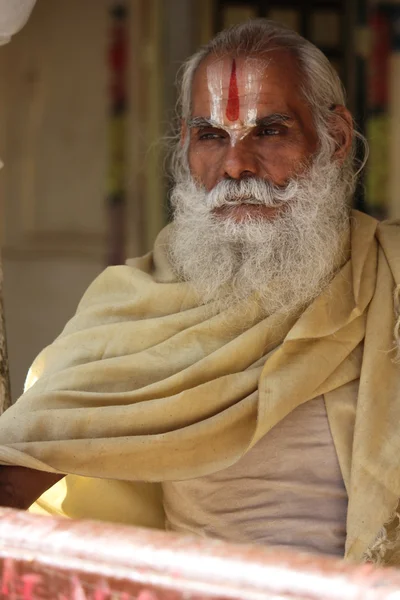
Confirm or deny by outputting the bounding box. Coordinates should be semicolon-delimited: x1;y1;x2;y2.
205;177;300;210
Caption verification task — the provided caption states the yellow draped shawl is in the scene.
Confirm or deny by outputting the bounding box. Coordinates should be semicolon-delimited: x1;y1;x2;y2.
0;210;399;564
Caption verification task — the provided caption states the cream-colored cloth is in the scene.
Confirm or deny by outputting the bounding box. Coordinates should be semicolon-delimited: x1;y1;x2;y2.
163;396;348;557
29;476;165;530
0;210;399;564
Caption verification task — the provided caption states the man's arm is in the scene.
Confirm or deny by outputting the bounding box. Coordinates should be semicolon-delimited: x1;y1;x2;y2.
0;466;64;509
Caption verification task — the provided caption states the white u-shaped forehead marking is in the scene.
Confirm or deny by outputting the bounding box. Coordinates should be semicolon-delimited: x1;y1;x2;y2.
206;57;267;146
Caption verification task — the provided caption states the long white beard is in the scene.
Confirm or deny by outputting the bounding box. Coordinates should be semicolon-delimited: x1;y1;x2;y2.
168;155;351;316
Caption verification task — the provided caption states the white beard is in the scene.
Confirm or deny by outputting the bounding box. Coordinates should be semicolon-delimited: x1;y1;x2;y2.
168;155;351;316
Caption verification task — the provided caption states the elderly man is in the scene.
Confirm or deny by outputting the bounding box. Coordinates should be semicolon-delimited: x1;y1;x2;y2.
0;19;399;566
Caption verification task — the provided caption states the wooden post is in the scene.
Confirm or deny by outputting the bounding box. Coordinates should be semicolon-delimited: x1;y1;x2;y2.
0;256;11;414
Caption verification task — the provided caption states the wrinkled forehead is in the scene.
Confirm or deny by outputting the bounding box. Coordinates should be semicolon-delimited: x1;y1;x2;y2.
206;56;267;125
191;52;303;126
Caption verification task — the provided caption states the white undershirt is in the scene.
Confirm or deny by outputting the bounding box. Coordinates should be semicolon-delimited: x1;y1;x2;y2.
163;396;348;557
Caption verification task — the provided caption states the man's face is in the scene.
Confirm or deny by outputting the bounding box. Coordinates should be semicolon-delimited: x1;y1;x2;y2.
186;51;319;222
171;49;353;313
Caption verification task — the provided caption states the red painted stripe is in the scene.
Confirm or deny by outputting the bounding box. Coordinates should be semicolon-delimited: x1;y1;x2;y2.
226;59;240;122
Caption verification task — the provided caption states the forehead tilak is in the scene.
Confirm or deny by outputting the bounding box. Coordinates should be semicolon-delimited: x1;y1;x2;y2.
226;58;239;122
204;56;269;144
206;56;267;126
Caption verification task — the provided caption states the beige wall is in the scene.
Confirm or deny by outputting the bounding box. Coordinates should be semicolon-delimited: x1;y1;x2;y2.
0;0;201;399
3;259;101;399
0;0;109;398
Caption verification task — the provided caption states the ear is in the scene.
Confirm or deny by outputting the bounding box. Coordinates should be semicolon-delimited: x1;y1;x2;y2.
329;105;353;163
180;119;188;147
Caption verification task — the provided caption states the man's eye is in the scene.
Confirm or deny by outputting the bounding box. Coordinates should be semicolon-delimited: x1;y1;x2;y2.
258;127;281;137
198;132;224;141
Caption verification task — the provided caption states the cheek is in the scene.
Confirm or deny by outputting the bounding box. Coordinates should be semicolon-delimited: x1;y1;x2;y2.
188;143;224;180
256;137;315;174
188;146;203;178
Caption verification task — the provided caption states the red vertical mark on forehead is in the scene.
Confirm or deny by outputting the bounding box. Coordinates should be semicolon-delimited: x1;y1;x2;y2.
226;59;240;122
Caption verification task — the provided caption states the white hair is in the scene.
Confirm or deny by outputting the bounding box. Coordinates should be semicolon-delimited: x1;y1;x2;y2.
171;19;368;196
169;150;351;315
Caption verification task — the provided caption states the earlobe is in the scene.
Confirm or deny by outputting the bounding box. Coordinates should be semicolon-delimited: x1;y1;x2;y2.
329;105;353;163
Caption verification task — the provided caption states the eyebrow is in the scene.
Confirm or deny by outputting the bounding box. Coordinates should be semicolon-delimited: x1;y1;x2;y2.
255;114;294;127
187;113;294;129
187;117;217;129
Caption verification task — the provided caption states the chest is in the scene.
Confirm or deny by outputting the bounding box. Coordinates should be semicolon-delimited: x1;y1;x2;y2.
162;396;348;556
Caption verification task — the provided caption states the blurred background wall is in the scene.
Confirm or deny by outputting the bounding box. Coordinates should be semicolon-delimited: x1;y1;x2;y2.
0;0;399;399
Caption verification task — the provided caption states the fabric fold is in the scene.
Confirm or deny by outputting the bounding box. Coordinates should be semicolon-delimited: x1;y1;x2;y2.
0;210;399;563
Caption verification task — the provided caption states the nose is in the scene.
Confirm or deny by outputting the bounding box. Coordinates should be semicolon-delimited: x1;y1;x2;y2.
222;142;258;180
